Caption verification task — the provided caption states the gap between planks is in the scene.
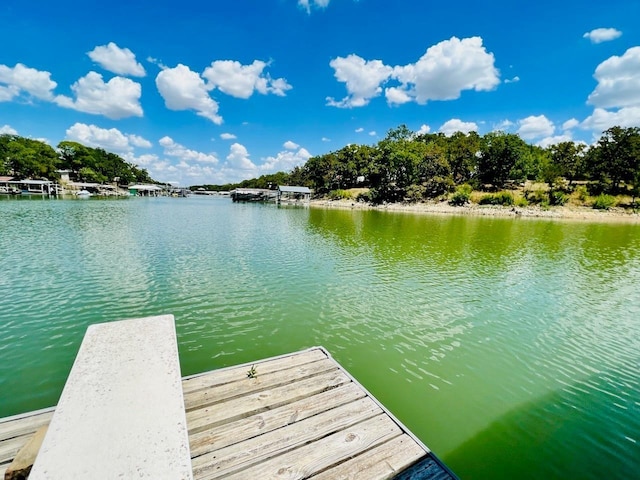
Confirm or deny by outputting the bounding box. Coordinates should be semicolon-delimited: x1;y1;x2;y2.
187;368;351;434
185;357;339;412
183;348;328;395
192;396;384;479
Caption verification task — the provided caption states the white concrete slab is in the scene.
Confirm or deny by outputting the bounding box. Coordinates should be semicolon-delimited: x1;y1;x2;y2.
30;314;193;480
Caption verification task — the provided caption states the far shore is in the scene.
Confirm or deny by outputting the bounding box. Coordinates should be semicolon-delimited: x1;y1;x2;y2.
309;198;640;224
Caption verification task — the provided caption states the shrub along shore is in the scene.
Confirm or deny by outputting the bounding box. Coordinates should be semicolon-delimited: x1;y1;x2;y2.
312;184;640;223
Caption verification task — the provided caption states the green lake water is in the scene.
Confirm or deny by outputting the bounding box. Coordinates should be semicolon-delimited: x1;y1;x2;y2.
1;196;639;479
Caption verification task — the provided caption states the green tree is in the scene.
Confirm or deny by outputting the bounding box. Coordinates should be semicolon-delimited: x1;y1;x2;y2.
0;134;12;175
78;167;104;183
445;131;480;185
587;126;640;193
2;136;59;179
548;141;586;186
371;127;428;202
477;132;528;188
57;141;94;172
420;140;452;197
512;145;545;183
303;153;339;193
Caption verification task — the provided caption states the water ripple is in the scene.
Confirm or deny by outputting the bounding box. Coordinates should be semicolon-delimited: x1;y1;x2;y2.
1;198;640;479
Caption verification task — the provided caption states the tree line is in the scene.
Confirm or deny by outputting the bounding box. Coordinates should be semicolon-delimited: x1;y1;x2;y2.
0;135;154;184
196;125;640;205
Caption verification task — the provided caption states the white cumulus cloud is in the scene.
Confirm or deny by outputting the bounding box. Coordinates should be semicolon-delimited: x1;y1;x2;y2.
55;72;143;119
494;119;514;131
385;86;413;105
439;119;478;136
156;64;222;124
87;42;146;77
217;142;312;181
517;115;555;140
157;60;289;123
65;123;150;153
203;60;292;99
326;55;393;108
416;124;431;135
128;134;152;148
283;140;299;150
134;140;313;186
129;153;158;166
355;127;364;133
226;143;257;171
0;63;57;100
583;28;622;44
220;133;237;140
0;85;19;102
580;107;640;132
260;147;312;173
562;118;579;130
0;124;18;135
587;47;640;109
328;37;499;108
537;134;574;148
390;37;500;105
159;136;219;164
123;151;226;186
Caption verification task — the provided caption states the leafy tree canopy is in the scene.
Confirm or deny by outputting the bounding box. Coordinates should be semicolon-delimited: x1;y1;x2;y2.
188;125;640;203
0;134;155;184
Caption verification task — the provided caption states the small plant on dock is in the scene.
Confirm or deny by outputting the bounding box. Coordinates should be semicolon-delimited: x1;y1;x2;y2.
247;365;257;379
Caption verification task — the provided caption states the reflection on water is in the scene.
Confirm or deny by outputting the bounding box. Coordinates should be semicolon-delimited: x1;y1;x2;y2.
1;197;639;479
446;368;640;479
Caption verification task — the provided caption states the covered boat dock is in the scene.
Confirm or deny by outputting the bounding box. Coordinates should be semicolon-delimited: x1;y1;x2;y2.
277;185;311;205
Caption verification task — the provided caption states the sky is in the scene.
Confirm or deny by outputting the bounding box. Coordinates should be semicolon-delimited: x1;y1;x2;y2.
1;0;639;186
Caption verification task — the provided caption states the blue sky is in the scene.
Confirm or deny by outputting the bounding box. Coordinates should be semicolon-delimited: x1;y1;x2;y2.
1;0;639;186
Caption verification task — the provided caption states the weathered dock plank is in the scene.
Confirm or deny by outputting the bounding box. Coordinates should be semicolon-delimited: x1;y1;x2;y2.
0;345;457;480
222;414;403;480
185;357;338;411
0;436;27;465
311;435;427;480
189;382;366;457
0;410;53;443
192;398;383;479
4;425;48;480
187;368;351;433
182;348;326;395
0;410;53;480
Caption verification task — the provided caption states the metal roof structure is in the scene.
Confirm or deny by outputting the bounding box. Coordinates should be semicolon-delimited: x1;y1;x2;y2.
278;185;311;194
129;184;163;191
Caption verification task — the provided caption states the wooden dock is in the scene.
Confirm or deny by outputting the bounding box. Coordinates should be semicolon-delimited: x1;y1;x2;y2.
1;347;456;479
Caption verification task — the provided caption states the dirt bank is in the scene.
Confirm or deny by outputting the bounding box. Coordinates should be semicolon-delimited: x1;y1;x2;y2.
310;199;640;223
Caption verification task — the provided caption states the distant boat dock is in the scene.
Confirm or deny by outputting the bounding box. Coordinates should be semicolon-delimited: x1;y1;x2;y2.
0;315;456;479
231;185;311;205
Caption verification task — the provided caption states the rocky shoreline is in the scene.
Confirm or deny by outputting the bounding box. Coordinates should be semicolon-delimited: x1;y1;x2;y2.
310;199;640;223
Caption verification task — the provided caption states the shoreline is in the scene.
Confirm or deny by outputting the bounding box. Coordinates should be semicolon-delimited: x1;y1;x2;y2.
309;199;640;224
